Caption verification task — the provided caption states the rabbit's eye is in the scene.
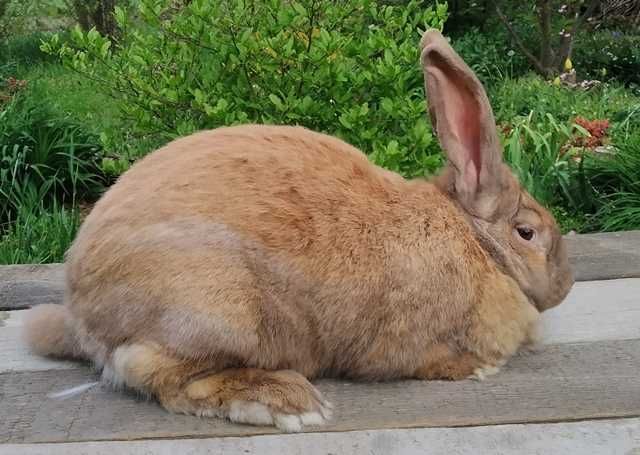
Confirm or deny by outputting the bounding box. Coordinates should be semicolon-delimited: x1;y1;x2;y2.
516;226;535;241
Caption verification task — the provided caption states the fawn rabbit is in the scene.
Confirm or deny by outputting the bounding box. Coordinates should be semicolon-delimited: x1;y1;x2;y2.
25;30;573;432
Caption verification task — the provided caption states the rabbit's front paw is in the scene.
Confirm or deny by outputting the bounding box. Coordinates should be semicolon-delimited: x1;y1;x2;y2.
182;368;333;432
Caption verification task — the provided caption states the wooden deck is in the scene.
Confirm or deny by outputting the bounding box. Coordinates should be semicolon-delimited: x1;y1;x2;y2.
1;231;639;454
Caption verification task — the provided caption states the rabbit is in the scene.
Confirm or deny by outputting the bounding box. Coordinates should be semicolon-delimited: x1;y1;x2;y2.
24;29;574;433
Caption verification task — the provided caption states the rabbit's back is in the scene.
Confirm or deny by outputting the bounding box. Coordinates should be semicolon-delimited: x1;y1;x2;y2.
75;124;432;261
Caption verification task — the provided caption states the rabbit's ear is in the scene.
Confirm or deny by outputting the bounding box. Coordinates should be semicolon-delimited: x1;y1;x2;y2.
420;29;506;219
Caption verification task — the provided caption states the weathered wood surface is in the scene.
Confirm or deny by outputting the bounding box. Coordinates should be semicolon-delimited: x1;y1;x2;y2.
539;277;640;345
1;339;639;444
564;230;640;281
1;230;639;451
1;231;640;311
0;264;64;310
1;418;639;455
0;311;77;374
3;277;639;374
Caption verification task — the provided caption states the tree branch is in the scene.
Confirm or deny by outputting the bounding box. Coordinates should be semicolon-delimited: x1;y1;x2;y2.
495;5;549;76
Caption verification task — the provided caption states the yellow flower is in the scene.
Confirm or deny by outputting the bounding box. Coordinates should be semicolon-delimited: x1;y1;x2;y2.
564;58;573;72
553;76;561;86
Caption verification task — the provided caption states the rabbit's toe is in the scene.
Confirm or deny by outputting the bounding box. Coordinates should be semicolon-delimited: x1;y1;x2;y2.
470;365;501;381
228;400;275;426
225;397;331;432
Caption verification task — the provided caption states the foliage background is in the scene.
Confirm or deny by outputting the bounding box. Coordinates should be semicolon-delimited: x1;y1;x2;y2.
2;0;640;263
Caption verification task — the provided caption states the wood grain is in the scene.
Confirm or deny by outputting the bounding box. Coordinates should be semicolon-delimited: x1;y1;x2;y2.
0;311;77;374
565;230;640;281
1;339;639;444
0;264;64;310
1;418;638;455
539;278;640;345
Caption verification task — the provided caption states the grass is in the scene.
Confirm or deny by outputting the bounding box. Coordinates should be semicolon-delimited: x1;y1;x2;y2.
0;85;104;225
491;74;640;130
0;57;109;264
493;74;640;233
585;137;640;232
0;199;80;264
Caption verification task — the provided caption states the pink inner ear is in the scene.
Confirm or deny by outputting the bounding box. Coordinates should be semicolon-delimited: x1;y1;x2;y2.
441;65;481;191
458;107;481;187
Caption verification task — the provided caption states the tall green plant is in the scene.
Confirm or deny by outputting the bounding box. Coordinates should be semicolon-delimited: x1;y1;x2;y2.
585;138;640;232
0;90;103;227
0;197;80;264
44;0;448;178
502;111;591;211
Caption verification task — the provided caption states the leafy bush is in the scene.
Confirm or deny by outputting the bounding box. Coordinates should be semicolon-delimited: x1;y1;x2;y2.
574;29;640;86
491;75;640;140
451;27;528;85
45;0;448;178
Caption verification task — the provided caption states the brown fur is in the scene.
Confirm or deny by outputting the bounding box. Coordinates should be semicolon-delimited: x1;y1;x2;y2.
23;30;574;431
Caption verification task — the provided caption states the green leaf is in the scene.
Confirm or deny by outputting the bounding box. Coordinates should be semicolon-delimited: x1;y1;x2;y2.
269;94;285;111
100;41;111;58
114;6;126;27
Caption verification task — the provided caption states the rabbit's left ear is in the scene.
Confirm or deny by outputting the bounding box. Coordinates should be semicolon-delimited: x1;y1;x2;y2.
420;29;507;219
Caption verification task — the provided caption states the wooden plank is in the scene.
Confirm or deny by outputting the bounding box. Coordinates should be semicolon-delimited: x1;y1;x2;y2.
0;311;77;374
2;231;639;310
565;230;640;281
539;278;640;345
1;418;638;455
1;339;639;444
3;278;639;374
0;264;64;310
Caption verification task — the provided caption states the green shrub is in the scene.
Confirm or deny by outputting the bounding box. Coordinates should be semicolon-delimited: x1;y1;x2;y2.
574;29;640;86
491;74;640;140
451;27;529;85
45;0;448;178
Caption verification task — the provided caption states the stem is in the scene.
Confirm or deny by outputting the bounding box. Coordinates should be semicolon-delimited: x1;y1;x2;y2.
297;0;318;97
228;25;256;101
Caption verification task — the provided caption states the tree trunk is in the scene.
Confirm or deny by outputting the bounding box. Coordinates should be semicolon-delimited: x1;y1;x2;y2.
71;0;92;31
537;0;553;71
91;0;117;37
